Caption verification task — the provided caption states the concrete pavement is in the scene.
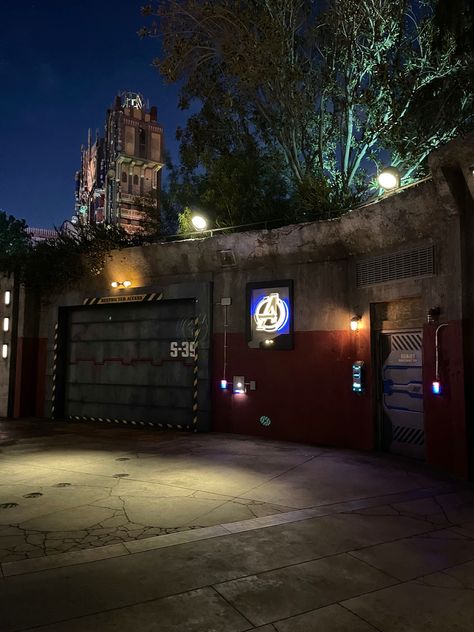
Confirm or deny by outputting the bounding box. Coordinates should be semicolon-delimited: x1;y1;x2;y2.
1;420;474;631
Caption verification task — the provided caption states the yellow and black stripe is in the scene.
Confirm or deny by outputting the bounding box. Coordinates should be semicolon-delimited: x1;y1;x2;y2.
51;323;59;419
67;415;191;431
192;315;200;431
82;292;163;306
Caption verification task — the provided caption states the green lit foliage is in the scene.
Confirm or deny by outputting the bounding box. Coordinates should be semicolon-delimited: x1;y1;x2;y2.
0;211;32;274
142;0;473;220
177;206;195;233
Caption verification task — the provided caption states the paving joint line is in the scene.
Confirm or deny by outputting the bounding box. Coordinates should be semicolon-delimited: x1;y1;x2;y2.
0;485;456;577
209;584;256;629
339;602;384;631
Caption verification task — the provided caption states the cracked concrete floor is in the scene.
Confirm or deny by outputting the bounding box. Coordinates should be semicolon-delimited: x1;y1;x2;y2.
0;419;472;568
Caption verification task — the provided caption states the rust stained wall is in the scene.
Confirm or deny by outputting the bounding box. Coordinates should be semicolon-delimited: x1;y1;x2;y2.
31;135;474;478
423;323;467;478
213;330;373;449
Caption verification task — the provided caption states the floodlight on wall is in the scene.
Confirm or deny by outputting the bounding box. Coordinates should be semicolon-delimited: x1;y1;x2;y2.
2;344;7;359
111;280;132;289
191;214;208;231
3;317;9;332
377;167;401;190
350;315;362;331
4;291;11;306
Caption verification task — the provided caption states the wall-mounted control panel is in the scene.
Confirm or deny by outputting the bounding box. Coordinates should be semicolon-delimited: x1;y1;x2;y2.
352;361;365;393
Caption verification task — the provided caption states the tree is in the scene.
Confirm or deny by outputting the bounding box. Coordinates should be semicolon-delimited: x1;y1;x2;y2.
23;223;132;294
166;145;294;229
142;0;473;219
0;211;31;274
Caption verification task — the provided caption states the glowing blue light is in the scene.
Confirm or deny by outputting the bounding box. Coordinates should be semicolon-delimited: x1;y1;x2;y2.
432;381;441;395
220;379;228;390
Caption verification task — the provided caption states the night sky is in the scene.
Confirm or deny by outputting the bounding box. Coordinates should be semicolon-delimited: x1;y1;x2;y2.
0;1;186;228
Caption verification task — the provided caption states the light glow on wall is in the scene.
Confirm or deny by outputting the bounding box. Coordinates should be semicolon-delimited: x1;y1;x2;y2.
4;291;11;305
233;376;246;394
111;280;132;289
350;315;361;331
2;344;7;359
3;317;9;332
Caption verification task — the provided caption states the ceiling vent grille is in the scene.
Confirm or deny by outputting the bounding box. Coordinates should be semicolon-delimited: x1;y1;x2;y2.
356;246;434;287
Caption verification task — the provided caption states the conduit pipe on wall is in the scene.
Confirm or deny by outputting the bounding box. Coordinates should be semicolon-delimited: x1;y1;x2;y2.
435;323;449;384
223;303;229;384
218;298;231;388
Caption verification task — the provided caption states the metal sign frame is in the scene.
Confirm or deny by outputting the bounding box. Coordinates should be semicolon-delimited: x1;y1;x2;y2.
246;280;294;350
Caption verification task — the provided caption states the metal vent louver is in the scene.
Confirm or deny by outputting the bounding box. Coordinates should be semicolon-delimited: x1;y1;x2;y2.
218;249;236;267
356;246;434;287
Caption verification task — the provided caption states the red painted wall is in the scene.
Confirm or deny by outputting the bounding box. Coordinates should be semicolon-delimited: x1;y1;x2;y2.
13;337;48;418
35;338;48;417
423;321;468;478
213;330;374;450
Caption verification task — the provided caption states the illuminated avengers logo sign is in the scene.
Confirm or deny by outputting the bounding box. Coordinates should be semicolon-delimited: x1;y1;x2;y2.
247;281;293;349
254;293;289;333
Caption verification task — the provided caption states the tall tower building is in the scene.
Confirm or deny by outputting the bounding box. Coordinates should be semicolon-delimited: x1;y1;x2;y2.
75;92;163;233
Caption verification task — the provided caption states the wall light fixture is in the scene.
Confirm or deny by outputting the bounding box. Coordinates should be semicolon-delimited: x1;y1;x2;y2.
350;315;362;332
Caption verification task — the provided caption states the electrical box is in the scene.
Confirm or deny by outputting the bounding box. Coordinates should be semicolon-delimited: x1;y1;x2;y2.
352;361;365;393
233;376;245;394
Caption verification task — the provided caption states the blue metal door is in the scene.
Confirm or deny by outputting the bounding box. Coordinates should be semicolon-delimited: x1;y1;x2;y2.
381;331;425;459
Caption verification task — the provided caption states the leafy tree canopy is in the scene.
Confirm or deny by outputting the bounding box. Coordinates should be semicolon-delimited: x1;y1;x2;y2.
0;211;31;273
23;223;132;294
142;0;473;223
1;213;132;294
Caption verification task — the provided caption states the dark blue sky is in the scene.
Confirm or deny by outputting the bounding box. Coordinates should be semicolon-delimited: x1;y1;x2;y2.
0;1;186;228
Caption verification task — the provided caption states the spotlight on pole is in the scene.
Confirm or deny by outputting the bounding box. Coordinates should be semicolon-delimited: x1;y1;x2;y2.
377;167;401;191
191;214;208;231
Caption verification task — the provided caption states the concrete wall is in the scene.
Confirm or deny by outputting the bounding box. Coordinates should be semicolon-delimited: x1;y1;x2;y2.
0;274;15;417
27;134;474;478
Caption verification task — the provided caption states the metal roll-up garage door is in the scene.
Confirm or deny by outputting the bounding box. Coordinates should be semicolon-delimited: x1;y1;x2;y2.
64;299;199;429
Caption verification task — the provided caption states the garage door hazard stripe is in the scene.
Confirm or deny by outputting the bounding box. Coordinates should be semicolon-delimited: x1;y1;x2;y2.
67;415;192;431
82;292;163;306
51;322;59;420
192;316;200;431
